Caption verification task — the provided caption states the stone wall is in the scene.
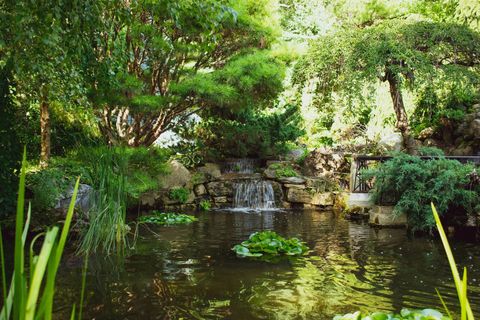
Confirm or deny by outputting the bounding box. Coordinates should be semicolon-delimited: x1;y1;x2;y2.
139;161;348;211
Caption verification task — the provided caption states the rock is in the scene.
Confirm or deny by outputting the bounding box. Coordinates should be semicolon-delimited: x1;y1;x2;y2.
302;148;350;179
469;119;480;138
197;163;222;179
283;148;306;161
369;205;407;227
310;192;334;206
278;177;306;184
379;132;403;151
344;205;370;220
347;192;373;209
286;188;312;203
263;169;276;179
55;184;93;213
194;184;207;196
284;183;305;189
206;181;233;197
213;196;228;204
418;127;435;140
161;160;191;189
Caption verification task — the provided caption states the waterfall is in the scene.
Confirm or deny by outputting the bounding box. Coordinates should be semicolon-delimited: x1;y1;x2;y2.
233;180;276;210
223;159;260;174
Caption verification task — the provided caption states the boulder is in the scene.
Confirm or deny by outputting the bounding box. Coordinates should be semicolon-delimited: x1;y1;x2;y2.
286;188;311;203
284;184;305;189
213;196;228;204
161;160;191;189
206;181;233;197
417;127;435;140
263;168;276;179
197;163;222;179
283;148;306;161
379;132;403;151
369;205;407;227
302;148;350;178
278;176;306;184
310;192;334;206
194;184;207;196
55;184;93;213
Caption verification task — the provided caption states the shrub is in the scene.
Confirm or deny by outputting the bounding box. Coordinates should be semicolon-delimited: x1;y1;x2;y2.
169;187;190;204
362;153;479;230
232;231;308;259
268;163;298;178
137;212;197;225
199;199;211;211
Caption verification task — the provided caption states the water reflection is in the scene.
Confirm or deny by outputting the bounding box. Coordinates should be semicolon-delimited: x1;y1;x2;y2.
54;210;480;319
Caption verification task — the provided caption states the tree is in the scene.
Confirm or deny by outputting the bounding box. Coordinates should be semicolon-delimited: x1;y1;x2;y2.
293;20;480;151
91;0;284;146
0;0;101;166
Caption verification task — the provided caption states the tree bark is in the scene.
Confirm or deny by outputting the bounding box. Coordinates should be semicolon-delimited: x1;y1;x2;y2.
40;92;51;167
385;71;415;153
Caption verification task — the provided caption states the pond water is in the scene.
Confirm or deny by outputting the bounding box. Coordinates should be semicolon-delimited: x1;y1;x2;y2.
55;210;480;319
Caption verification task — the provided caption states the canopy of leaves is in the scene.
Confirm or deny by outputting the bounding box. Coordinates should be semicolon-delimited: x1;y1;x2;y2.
293;19;480;111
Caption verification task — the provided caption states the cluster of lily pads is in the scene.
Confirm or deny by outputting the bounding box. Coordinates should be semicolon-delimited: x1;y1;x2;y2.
232;230;308;258
334;308;448;320
138;211;197;225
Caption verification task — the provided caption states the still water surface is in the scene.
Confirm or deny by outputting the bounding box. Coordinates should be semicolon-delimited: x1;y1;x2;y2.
55;210;480;319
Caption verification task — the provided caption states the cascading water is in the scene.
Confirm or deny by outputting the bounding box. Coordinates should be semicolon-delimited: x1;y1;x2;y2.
233;180;276;210
223;159;260;174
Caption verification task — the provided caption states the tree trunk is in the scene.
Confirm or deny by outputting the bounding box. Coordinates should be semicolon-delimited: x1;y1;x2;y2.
386;72;415;153
40;93;51;167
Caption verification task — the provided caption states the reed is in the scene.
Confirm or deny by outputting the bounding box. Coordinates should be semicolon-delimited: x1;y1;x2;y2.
0;149;80;319
431;203;474;320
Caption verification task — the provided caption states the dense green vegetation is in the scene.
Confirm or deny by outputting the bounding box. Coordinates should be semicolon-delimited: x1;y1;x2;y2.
363;150;479;231
1;0;480;318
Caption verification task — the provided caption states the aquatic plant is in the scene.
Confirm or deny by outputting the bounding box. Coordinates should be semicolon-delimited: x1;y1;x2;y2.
333;308;448;320
138;212;197;225
0;149;84;319
232;231;308;258
199;199;212;211
169;187;190;204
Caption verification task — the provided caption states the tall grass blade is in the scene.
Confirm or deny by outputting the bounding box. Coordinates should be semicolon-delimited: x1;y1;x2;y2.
0;228;7;314
435;289;453;320
431;203;474;320
25;227;59;320
78;255;88;320
13;148;27;320
461;268;467;320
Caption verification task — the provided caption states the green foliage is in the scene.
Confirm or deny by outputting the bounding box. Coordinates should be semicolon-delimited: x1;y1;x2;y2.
192;105;304;160
76;147;130;255
199;199;212;211
0;149;83;319
169;187;190;204
362;153;478;230
232;231;308;259
0;64;21;216
137;212;197;225
268;163;298;178
334;308;448;320
92;0;284;146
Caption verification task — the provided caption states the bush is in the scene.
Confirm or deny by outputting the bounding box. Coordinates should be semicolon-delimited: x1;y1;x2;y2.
232;231;308;259
169;187;190;204
268;163;298;178
362;152;479;230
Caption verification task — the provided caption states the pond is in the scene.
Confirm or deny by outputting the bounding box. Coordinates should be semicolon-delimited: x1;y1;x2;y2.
55;210;480;319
